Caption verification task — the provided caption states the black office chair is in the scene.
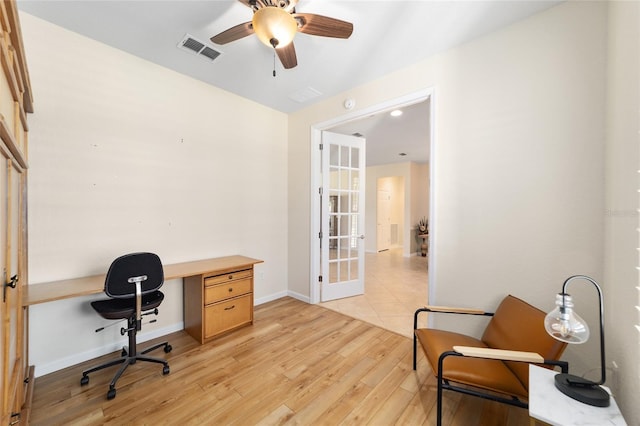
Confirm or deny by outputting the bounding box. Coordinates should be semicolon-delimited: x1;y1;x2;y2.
80;252;172;400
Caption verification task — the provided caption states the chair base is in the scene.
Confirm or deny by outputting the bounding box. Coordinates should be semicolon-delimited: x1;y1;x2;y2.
80;317;172;400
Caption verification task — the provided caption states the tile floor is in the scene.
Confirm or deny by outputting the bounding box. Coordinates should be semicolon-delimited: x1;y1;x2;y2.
320;248;429;338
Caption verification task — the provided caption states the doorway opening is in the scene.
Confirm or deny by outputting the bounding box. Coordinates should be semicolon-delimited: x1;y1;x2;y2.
309;88;436;336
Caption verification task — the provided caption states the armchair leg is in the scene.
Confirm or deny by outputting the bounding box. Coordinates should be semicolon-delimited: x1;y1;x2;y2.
436;350;461;426
437;376;443;426
413;333;417;370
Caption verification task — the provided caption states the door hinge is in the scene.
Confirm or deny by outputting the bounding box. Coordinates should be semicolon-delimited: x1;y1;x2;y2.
319;187;323;195
319;231;322;239
319;275;323;282
319;143;323;150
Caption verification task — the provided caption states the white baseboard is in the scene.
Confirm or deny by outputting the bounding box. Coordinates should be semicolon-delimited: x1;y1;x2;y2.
286;290;310;304
254;291;288;305
34;322;184;377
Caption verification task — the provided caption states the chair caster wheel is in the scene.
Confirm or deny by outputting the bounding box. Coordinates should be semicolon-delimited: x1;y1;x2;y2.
121;348;127;357
163;365;170;375
80;376;89;386
164;344;172;353
107;388;116;400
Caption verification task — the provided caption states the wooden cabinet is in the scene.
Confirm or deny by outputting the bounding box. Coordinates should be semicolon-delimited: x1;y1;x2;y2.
0;2;33;425
184;263;256;344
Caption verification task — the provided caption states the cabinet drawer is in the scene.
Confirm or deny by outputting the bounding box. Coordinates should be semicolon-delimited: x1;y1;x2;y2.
204;294;252;339
204;278;252;305
204;268;252;286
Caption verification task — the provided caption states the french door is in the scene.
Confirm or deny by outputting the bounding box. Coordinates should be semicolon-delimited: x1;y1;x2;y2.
320;131;365;302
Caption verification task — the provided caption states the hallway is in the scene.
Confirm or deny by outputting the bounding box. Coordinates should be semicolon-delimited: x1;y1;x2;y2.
320;248;428;338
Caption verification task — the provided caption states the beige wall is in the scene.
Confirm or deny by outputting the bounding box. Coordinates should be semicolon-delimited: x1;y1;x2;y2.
22;13;289;375
604;1;640;422
365;164;408;254
364;162;429;256
411;161;430;246
289;0;606;376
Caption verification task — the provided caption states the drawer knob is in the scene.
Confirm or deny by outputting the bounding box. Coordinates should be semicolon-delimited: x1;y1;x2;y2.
228;288;233;292
224;305;235;311
228;275;233;280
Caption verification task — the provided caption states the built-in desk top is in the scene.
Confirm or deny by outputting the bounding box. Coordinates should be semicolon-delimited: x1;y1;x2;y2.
24;255;263;306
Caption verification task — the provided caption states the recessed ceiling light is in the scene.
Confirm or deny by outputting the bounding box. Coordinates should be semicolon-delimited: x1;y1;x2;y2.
390;109;403;117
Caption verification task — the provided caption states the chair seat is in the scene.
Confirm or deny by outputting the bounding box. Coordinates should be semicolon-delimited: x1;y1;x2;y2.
91;291;164;320
415;328;528;400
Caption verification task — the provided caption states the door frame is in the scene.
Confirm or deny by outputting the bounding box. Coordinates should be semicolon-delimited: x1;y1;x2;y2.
309;87;437;304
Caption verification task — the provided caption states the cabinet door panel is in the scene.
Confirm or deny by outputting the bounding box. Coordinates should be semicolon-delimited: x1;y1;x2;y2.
0;155;6;424
1;158;23;423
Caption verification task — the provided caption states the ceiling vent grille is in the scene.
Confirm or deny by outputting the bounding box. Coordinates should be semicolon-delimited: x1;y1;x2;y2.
177;34;221;63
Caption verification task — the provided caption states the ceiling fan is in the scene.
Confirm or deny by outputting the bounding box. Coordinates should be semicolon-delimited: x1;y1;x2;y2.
210;0;353;70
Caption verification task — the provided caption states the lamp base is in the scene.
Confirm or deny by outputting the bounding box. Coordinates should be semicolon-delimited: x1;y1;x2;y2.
554;373;610;407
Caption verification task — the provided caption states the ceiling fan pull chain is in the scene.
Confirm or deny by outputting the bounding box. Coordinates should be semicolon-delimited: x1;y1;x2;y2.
273;51;276;77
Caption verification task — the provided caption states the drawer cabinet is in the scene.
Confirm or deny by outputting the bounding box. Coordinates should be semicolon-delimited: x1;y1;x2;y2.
184;265;255;344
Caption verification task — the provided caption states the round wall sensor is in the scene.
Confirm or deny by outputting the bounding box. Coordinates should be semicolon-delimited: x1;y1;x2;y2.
343;98;355;110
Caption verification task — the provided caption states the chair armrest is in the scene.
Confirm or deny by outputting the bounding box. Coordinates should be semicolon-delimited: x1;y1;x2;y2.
452;346;544;363
446;346;569;373
425;305;487;315
413;305;493;330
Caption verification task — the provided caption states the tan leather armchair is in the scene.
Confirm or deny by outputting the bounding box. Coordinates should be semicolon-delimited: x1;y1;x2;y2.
413;295;568;425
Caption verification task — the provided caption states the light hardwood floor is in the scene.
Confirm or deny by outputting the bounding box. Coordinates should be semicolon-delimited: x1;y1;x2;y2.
28;297;530;425
321;248;430;338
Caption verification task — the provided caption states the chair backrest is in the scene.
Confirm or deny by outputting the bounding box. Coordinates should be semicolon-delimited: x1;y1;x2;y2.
481;295;567;390
104;252;164;298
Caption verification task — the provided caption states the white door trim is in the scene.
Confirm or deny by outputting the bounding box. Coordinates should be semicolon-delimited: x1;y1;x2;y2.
310;88;437;304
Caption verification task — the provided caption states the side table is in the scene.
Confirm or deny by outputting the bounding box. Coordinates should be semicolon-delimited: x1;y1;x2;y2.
529;364;626;425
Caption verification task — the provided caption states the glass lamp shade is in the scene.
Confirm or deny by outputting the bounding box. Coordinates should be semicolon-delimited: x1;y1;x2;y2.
544;293;590;344
252;7;297;48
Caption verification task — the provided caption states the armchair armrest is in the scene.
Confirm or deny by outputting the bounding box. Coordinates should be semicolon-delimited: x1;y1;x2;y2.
446;346;569;373
413;305;494;330
452;346;544;363
424;305;487;315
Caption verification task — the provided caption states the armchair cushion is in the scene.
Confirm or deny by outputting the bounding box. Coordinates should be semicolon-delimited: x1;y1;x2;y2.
415;328;528;399
480;295;566;390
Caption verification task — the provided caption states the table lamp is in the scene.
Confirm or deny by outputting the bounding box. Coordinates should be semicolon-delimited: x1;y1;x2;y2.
543;275;610;407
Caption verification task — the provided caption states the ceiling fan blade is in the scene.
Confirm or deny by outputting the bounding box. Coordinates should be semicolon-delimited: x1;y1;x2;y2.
277;43;297;69
210;21;254;45
294;13;353;39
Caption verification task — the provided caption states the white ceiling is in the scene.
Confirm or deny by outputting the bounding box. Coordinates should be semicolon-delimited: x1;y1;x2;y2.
17;0;561;165
329;100;431;166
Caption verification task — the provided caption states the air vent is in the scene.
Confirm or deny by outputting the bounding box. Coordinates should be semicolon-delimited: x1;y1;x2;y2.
177;34;221;63
288;87;322;103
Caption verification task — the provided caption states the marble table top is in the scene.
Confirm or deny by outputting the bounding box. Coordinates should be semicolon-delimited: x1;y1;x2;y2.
529;364;627;425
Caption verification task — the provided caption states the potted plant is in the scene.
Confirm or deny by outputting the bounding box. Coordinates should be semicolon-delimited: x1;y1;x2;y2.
417;217;428;235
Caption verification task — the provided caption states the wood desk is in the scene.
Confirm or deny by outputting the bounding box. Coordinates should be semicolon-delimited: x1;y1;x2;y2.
24;255;263;306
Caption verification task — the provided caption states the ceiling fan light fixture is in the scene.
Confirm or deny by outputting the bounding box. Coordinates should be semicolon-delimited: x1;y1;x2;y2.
252;6;297;49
